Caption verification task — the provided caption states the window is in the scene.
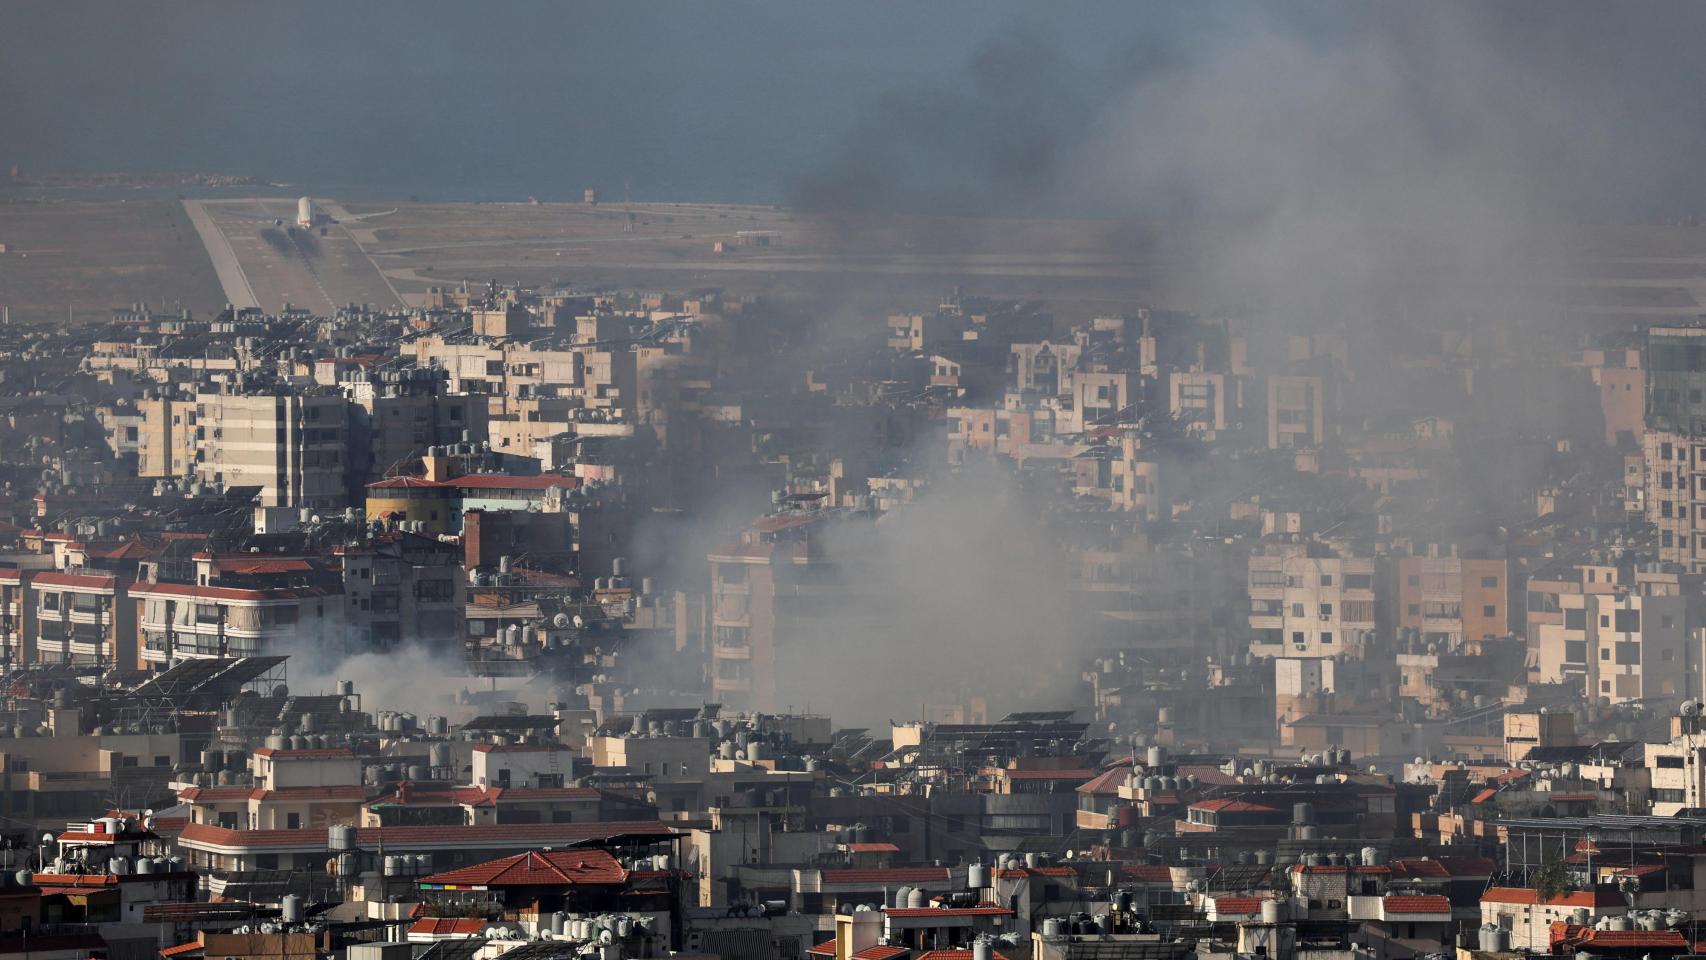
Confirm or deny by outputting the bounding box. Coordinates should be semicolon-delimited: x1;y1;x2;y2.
1564;640;1587;663
1615;642;1641;665
1482;575;1500;588
1320;632;1334;645
1601;647;1610;660
1408;575;1420;587
1319;574;1333;586
1292;632;1305;645
1483;605;1497;617
1657;756;1686;769
1291;603;1305;618
1407;604;1420;616
287;813;300;830
1615;609;1640;633
1344;574;1373;589
1319;603;1333;617
1565;608;1586;630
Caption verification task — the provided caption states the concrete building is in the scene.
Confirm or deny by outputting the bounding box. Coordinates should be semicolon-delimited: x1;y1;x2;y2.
1394;553;1508;653
1267;375;1326;450
1248;545;1381;660
193;389;350;508
135;394;198;479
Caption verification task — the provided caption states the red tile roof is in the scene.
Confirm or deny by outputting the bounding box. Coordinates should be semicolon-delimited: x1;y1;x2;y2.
997;866;1074;878
1383;895;1451;915
1469;788;1498;804
1190;798;1279;813
129;581;338;602
821;867;949;885
1481;886;1622;907
846;842;900;853
1552;924;1689;950
1212;896;1269;915
160;943;203;958
806;941;837;957
215;557;318;575
852;948;909;960
249;785;368;802
421;848;626;887
999;769;1095;781
916;951;1012;960
409;918;487;937
30;571;120;590
252;747;356;759
1076;767;1130;795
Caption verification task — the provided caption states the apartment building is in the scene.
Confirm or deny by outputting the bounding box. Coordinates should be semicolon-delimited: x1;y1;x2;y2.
334;534;464;649
130;579;340;668
343;367;487;482
707;508;874;713
0;568;32;669
1168;370;1235;437
1394;553;1508;653
134;394;198;479
30;571;134;668
1248;544;1381;660
1267;375;1327;450
1531;588;1686;703
193;389;349;508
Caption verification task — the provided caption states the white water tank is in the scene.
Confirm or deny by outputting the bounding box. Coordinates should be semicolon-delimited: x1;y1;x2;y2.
297;197;316;227
1260;900;1283;923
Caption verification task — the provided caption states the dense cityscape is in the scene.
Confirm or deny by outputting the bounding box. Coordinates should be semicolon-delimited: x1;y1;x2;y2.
16;4;1706;960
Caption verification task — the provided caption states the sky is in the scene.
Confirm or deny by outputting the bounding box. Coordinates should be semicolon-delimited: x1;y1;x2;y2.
5;1;1705;215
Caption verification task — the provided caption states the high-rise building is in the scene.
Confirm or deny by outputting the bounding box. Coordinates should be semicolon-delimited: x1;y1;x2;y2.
194;388;349;508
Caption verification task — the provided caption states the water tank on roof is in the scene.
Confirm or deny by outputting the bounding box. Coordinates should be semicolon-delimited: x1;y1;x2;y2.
1041;919;1063;938
969;863;989;889
282;894;304;924
1260;900;1283;923
1362;847;1380;867
328;824;356;851
973;941;993;960
1299;824;1319;840
907;888;927;909
135;857;155;875
1292;802;1315;824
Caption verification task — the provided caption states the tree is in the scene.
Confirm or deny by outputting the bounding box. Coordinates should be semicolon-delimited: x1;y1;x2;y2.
1533;855;1570;903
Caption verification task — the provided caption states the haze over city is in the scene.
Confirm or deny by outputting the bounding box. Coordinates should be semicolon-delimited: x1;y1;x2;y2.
6;5;1706;960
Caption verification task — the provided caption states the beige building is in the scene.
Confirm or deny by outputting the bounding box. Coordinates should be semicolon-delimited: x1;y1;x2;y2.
1267;375;1326;450
1502;709;1575;764
193;390;349;507
1248;545;1380;660
1169;370;1238;438
136;395;198;478
1645;430;1706;570
1532;587;1686;703
1394;553;1508;653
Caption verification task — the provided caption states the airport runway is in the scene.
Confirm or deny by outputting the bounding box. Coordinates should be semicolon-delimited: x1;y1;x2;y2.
181;199;259;310
183;198;403;313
